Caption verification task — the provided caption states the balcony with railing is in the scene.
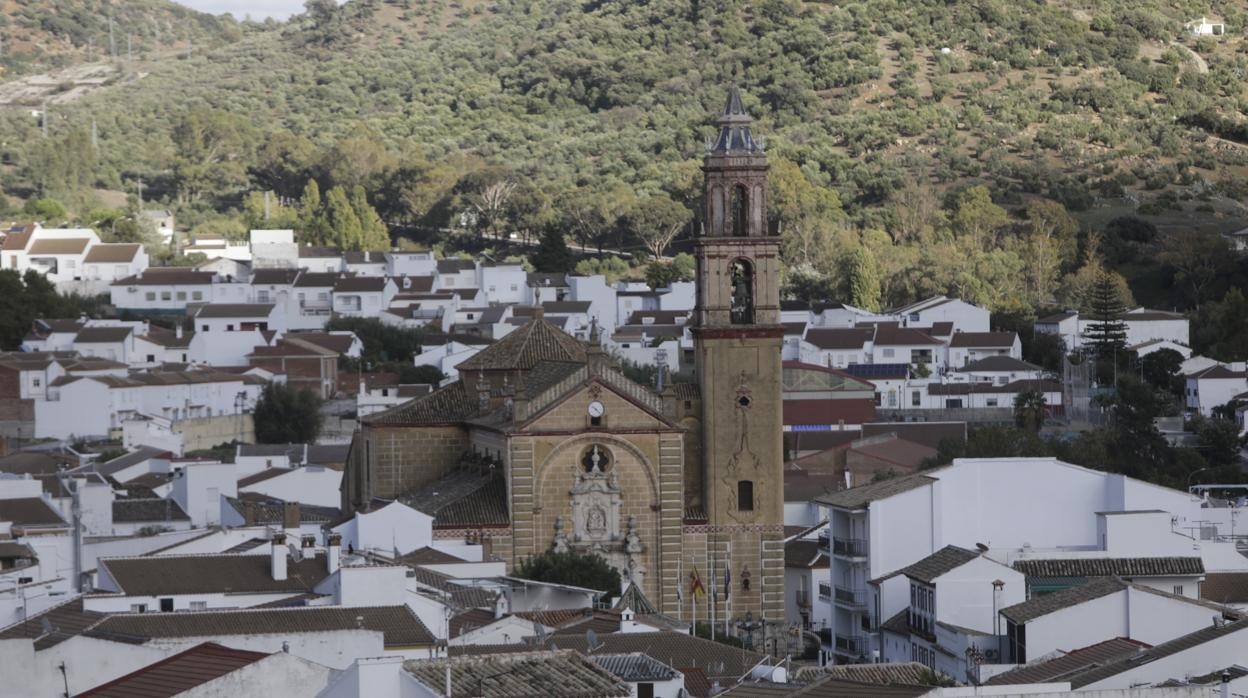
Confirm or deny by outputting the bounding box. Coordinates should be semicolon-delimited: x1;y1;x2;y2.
818;582;832;600
832;537;868;559
834;634;867;655
834;585;867;609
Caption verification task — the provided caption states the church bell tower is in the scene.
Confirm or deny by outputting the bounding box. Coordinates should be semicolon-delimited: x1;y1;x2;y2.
693;88;785;624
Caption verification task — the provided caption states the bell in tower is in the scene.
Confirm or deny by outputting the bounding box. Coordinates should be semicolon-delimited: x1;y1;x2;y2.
691;87;785;628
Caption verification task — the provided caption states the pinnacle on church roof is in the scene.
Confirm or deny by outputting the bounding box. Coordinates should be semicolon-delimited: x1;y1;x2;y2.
709;86;764;155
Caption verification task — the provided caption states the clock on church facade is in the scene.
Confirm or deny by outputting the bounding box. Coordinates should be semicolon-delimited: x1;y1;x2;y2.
343;88;785;631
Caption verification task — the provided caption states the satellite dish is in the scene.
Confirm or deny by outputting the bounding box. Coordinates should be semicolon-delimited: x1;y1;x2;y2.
586;629;599;652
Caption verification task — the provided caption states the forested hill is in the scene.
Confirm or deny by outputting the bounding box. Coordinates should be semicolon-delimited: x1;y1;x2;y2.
5;0;1248;325
0;0;241;78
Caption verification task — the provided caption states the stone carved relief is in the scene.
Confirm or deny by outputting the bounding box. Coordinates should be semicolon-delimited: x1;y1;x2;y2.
548;443;647;590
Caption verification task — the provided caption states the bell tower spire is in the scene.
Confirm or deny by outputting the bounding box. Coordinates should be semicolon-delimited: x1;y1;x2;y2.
691;87;785;629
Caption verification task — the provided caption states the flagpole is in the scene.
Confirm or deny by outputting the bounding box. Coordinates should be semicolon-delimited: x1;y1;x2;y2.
677;557;684;624
724;539;732;638
710;555;717;642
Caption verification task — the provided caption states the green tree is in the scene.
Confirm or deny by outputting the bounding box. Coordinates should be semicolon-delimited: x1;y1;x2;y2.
243;191;299;230
351;185;390;250
513;550;621;594
297;179;329;245
626;194;691;259
1082;269;1128;360
844;246;882;311
1013;389;1047;432
324;185;363;250
1140;348;1184;396
22;198;69;225
949;185;1008;247
1192;288;1248;362
530;226;574;273
253;383;324;443
171;108;251;202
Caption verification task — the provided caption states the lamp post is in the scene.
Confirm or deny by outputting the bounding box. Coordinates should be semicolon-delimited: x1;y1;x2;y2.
1188;466;1212;494
736;611;762;651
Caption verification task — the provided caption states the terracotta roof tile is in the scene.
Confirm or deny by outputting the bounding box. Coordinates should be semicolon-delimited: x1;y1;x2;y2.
78;642;269;697
99;553;330;595
83;243;141;263
29;238;91;255
1014;557;1204;578
89;605;434;647
456;317;586;372
405;651;627;697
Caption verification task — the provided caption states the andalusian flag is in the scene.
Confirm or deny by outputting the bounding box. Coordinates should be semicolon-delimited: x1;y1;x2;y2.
690;567;706;598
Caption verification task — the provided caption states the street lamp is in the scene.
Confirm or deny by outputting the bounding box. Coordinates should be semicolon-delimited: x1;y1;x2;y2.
736;611;762;651
1188;466;1212;493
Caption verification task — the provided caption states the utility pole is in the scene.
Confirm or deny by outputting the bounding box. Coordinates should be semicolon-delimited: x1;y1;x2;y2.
57;468;84;593
91;118;98;150
108;17;116;59
264;190;272;221
127;33;132;63
136;178;144;206
41;101;48;139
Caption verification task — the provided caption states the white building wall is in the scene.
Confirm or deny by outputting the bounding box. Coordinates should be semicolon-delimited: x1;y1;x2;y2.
240;468;343;508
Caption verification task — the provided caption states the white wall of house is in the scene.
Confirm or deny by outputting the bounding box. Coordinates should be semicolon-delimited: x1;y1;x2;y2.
933;557;1025;634
333;502;434;557
170;461;238;527
1185;374;1248;416
239;467;343;508
0;634;171;698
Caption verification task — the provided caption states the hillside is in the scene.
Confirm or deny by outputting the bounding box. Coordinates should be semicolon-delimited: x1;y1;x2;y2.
0;0;242;79
3;0;1248;321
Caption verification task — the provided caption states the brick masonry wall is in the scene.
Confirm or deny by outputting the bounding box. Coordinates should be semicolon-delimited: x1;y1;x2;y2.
363;424;469;500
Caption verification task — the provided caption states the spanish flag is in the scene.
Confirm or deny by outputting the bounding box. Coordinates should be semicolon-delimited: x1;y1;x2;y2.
690;567;706;597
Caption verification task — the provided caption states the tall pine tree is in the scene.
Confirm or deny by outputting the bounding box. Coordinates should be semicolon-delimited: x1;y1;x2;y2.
351;185;390;250
1083;269;1127;359
531;226;574;273
297;179;329;245
845;246;881;311
325;185;363;250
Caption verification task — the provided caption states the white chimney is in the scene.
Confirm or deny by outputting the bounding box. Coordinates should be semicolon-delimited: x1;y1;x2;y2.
327;532;341;574
271;532;288;581
1222;671;1231;698
175;323;183;340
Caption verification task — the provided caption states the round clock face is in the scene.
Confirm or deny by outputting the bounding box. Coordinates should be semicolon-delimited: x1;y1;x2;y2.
588;400;605;418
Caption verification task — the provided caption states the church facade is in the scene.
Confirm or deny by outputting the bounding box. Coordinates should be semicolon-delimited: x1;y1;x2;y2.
342;89;785;634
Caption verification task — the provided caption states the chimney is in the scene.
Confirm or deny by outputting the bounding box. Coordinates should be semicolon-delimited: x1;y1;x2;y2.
282;501;301;529
175;323;184;340
243;500;257;526
1222;671;1231;698
327;532;341;574
480;535;493;562
271;532;288;581
301;533;316;550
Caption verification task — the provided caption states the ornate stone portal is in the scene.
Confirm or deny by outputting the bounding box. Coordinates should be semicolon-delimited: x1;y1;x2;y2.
552;444;647;587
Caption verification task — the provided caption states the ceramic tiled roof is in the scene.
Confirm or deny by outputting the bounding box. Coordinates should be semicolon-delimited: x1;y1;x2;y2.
813;473;936;511
822;662;935;686
983;637;1149;686
78;642;269;697
456;317;587;372
399;469;510;528
1013;557;1204;578
897;546;981;584
111;498;190;523
0;497;67;527
948;331;1016;348
83;243;141;263
784;539;830;569
999;577;1126;623
803;328;873;350
541;632;767;681
193;303;275;318
1063;620;1248;689
363;381;477;426
89;605;434;647
0;598;107;650
74;326;133;343
100;554;330;595
592;653;678;682
29;237;91;255
405;651;628;697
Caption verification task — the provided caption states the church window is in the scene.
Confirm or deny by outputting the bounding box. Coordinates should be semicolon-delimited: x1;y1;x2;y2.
729;259;754;325
731;185;749;237
737;480;754;511
737;395;752;408
581;444;612;472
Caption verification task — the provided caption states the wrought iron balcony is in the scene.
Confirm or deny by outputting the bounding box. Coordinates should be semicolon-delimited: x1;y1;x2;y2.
834;585;867;609
832;537;868;558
